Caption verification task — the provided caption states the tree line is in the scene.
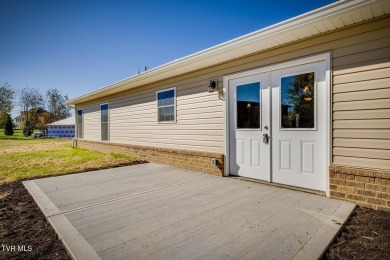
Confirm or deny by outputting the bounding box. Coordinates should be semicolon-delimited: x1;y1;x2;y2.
0;82;71;136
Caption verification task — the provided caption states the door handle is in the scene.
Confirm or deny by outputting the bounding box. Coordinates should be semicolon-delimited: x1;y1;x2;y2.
263;133;269;144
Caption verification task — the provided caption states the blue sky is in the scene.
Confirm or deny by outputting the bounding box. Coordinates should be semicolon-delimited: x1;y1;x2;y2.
0;0;336;116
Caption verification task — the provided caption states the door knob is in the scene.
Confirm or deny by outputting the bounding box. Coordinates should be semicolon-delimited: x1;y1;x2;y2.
263;133;269;144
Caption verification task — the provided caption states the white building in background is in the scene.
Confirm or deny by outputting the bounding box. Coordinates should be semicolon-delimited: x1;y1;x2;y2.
13;115;22;129
47;117;75;138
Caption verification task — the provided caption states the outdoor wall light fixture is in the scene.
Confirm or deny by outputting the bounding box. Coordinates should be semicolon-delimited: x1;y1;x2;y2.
207;80;217;92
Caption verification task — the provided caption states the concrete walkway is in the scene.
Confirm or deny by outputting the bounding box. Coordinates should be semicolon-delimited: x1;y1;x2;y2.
24;163;355;260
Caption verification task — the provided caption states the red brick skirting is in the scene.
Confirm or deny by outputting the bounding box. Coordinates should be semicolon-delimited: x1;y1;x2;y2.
329;165;390;211
76;139;224;176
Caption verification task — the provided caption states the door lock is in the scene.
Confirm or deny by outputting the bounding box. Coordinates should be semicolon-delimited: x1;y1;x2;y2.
263;133;270;144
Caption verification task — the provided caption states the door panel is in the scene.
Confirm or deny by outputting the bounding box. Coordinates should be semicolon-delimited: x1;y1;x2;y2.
301;141;315;174
280;140;292;171
229;73;270;181
271;60;327;191
251;140;261;166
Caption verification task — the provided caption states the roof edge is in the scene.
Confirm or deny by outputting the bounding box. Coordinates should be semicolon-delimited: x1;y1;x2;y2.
66;0;383;106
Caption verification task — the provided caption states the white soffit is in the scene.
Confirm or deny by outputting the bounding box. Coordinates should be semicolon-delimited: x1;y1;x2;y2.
67;0;389;105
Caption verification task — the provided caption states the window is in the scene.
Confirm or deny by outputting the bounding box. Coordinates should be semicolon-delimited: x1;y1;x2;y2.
101;103;109;141
236;82;261;129
156;88;176;122
77;109;83;138
281;72;315;129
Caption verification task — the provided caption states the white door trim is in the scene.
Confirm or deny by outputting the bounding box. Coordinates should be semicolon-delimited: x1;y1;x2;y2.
223;53;331;195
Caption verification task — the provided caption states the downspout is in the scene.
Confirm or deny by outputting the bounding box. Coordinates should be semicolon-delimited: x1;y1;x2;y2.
67;104;77;148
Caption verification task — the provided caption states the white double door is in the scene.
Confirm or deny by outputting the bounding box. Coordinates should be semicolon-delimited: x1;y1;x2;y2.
228;58;328;191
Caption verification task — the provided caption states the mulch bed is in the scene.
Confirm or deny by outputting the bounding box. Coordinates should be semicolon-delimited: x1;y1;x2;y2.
0;181;70;260
324;206;390;259
1;170;389;259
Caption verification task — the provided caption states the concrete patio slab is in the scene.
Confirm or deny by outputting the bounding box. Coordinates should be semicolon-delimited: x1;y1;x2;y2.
24;163;355;260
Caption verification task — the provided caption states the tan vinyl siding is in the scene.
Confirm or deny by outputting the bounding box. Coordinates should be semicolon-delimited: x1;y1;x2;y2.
77;16;390;166
333;78;390;93
333;156;390;169
333;147;390;160
82;105;101;141
333;139;390;150
332;17;390;169
78;81;224;153
333;109;390;120
333;129;390;139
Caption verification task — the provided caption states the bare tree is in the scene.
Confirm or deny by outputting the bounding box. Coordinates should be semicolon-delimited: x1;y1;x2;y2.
0;82;15;113
19;87;44;136
46;88;71;122
0;82;15;129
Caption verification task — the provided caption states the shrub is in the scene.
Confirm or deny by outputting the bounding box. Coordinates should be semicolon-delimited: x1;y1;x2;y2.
23;122;32;137
4;113;14;136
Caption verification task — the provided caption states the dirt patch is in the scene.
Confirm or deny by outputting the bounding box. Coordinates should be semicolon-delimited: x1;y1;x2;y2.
0;181;70;260
324;206;390;259
0;141;67;154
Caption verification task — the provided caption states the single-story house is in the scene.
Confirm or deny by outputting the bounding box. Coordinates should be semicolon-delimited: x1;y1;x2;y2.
66;0;390;210
46;117;75;138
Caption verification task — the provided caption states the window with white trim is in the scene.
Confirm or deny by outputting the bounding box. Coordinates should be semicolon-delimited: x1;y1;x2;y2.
156;88;176;122
101;103;109;141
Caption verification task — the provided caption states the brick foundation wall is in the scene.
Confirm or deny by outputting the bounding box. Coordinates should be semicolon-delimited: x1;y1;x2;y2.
329;165;390;211
76;139;224;176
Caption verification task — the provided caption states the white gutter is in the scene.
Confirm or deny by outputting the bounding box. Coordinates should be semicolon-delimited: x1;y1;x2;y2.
66;0;388;105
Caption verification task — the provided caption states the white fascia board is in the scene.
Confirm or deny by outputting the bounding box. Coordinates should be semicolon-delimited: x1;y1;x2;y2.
66;0;385;105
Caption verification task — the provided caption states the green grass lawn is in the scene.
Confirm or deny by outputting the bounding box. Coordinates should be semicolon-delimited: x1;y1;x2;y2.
0;129;66;150
0;129;32;139
0;132;137;183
